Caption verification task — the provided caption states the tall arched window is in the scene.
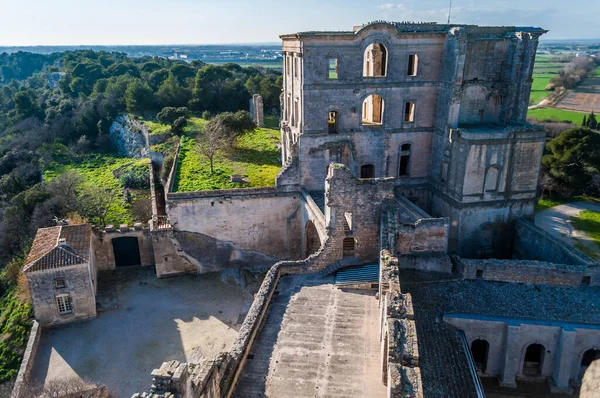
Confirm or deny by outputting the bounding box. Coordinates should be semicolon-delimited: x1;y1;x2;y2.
399;143;411;177
363;43;388;77
362;94;384;125
471;339;490;373
523;344;545;376
328;111;338;134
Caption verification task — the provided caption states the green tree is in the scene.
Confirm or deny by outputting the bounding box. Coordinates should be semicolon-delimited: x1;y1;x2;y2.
583;115;588;128
125;79;154;112
589;111;598;130
156;74;191;108
542;127;600;193
169;64;196;85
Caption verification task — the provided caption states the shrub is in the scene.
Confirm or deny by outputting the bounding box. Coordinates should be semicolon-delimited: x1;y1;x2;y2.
119;164;150;190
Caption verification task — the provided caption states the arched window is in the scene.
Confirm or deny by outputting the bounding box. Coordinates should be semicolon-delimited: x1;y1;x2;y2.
362;94;384;125
399;143;411;177
523;344;545;376
484;166;500;192
363;43;387;77
328;111;338;134
470;339;489;373
580;349;600;380
360;164;375;178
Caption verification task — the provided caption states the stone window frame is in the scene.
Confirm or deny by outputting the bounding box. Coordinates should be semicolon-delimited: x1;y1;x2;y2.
362;41;389;78
360;93;385;127
519;341;547;377
407;54;419;77
54;278;66;289
56;294;73;316
403;100;417;125
328;109;339;134
398;142;413;178
327;57;339;80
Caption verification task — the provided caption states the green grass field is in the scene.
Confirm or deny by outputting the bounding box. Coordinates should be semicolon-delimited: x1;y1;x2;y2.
527;107;587;124
43;155;150;225
572;210;600;253
530;74;555;104
535;195;600;211
173;120;281;192
0;289;32;383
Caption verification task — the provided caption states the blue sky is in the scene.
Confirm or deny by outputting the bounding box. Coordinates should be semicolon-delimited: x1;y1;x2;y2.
0;0;596;46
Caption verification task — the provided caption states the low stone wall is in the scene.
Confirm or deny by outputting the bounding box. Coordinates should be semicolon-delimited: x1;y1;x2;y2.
455;256;600;286
379;250;423;398
514;218;595;266
11;321;41;398
166;140;181;194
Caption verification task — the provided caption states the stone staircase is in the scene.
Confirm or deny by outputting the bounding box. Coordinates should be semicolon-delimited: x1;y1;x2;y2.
320;256;364;277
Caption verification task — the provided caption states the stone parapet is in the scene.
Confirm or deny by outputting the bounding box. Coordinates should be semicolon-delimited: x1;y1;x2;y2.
11;321;41;398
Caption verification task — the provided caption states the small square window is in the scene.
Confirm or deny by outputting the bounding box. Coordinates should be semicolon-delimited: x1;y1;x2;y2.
56;295;73;315
476;269;484;279
582;276;591;285
328;58;338;79
54;278;66;289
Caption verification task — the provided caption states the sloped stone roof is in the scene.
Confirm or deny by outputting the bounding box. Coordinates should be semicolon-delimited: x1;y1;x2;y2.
24;224;91;273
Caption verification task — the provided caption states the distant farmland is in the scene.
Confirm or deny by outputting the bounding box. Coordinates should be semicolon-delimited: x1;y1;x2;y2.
554;76;600;113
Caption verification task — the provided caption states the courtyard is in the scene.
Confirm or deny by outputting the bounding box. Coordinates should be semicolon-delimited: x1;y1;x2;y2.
30;267;253;397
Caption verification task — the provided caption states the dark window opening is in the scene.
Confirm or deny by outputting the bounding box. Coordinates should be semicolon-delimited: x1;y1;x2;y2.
476;269;484;279
343;237;356;257
523;344;545;376
583;276;591;285
363;43;387;77
54;278;66;289
360;164;375;178
328;111;338;134
112;237;142;267
580;349;600;380
407;54;419;76
399;143;411;177
404;102;415;123
471;339;489;373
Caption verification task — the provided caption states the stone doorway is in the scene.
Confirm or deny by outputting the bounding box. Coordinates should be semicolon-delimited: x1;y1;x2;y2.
523;344;545;377
343;237;356;257
305;221;320;258
471;339;489;373
112;237;142;267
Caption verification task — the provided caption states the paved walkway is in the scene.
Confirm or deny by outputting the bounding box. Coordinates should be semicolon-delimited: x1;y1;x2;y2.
232;274;386;398
534;201;600;259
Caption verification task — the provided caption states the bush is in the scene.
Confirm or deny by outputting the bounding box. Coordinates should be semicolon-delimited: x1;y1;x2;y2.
161;154;175;182
119;164;150;190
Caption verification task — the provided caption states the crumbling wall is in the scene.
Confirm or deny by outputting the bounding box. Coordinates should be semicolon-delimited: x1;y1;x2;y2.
10;321;41;398
166;188;302;260
249;94;264;127
514;218;595;266
455;256;600;286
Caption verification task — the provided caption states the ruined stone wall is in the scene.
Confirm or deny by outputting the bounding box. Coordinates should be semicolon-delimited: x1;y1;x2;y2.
444;315;600;391
166;188;302;260
10;321;41;398
455;256;600;286
152;230;198;278
26;264;96;327
514;218;595;266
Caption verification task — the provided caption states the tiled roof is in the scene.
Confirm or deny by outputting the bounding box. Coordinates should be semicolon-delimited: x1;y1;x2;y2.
24;224;91;273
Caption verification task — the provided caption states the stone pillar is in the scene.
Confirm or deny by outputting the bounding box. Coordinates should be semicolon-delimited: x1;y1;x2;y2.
249;94;264;127
499;324;520;388
549;328;576;394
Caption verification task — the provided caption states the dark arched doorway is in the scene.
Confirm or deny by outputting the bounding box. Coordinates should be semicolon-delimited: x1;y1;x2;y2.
112;237;141;267
343;237;356;257
580;349;600;380
471;339;489;373
523;344;545;376
305;221;320;258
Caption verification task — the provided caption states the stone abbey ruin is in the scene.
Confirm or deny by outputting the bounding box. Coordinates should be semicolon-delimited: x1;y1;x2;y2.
13;21;600;398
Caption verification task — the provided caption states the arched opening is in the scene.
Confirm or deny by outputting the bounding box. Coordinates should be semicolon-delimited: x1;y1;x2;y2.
112;237;141;267
470;339;490;373
343;237;356;257
305;221;320;258
484;166;500;192
360;164;375;178
580;349;600;380
328;111;338;134
523;343;545;377
363;43;387;77
362;94;384;125
399;143;411;177
480;223;493;251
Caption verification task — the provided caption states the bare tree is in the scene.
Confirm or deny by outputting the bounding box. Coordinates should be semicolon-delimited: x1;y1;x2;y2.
197;117;233;174
47;170;85;214
77;185;116;229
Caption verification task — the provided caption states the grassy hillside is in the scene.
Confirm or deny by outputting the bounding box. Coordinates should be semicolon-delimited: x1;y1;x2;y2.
43;155;150;225
172;117;281;192
0;289;33;383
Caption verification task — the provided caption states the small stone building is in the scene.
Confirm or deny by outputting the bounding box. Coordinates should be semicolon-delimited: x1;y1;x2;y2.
24;224;97;327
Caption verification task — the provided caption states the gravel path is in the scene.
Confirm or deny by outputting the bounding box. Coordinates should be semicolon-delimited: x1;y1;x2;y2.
534;201;600;259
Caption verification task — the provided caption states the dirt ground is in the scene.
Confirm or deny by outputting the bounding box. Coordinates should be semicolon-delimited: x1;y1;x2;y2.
554;77;600;113
30;268;252;397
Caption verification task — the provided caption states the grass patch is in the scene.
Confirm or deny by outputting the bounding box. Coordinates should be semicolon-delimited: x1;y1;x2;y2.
142;120;171;136
571;210;600;252
43;154;150;225
536;195;600;211
530;74;555;104
173;124;281;192
527;107;587;124
0;289;33;383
